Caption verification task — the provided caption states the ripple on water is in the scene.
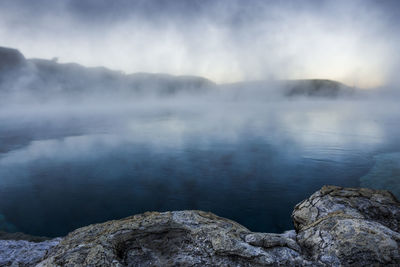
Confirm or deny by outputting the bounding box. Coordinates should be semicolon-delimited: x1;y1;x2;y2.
360;152;400;199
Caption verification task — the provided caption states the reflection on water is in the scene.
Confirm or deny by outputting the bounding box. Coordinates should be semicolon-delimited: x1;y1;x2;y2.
0;99;399;237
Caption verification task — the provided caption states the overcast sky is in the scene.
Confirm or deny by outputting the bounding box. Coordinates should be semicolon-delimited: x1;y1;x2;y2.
0;0;399;88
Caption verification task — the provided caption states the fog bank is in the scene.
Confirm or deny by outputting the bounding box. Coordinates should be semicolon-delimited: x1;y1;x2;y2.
0;0;399;88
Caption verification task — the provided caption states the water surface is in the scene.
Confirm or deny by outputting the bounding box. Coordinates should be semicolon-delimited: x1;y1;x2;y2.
0;98;399;237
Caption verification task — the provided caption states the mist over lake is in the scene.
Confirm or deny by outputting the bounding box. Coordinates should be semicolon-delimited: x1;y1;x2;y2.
1;90;399;236
1;0;400;242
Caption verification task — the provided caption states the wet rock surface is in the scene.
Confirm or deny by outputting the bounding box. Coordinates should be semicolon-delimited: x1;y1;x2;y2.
1;185;399;266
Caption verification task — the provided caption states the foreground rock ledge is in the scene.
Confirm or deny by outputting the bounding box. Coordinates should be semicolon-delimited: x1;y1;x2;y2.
1;186;399;266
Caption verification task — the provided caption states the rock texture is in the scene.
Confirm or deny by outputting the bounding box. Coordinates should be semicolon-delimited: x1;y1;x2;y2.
0;231;51;243
1;186;399;266
37;211;309;266
0;239;60;267
292;185;400;266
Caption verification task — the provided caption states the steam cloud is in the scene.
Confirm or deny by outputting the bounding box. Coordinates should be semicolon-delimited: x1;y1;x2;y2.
0;0;399;88
0;0;400;236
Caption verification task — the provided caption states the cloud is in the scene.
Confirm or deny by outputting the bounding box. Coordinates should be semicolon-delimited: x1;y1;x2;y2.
0;0;399;87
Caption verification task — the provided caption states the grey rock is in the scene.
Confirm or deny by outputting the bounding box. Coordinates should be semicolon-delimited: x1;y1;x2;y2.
245;231;301;252
36;211;310;266
0;238;60;267
0;231;51;243
1;186;399;266
292;185;400;266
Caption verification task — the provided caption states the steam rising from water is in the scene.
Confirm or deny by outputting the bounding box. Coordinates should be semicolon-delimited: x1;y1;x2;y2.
0;0;400;237
0;0;399;87
0;92;400;236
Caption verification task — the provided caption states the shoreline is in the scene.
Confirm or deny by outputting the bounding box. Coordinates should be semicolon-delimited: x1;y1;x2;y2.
1;185;399;266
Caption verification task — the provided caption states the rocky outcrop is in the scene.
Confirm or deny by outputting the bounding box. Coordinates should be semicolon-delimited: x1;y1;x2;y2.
292;185;400;266
37;211;310;266
1;186;399;266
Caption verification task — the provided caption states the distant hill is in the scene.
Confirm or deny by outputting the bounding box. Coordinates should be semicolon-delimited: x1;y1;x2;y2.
284;79;354;97
0;47;29;84
29;59;215;96
0;47;26;72
220;79;354;99
0;46;216;100
0;46;356;100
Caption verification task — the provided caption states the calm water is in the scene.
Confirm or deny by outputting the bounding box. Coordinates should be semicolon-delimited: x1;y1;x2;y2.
0;98;399;237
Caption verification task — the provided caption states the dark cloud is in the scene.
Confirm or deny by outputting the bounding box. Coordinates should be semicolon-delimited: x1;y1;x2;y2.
3;0;397;25
2;0;399;31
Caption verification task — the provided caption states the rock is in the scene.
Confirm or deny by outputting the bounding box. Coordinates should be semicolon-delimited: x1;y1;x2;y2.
1;186;399;266
292;185;400;266
0;231;51;243
37;211;309;266
245;231;301;252
0;238;60;267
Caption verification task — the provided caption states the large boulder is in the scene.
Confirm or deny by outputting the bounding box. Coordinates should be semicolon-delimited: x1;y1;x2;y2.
292;185;400;266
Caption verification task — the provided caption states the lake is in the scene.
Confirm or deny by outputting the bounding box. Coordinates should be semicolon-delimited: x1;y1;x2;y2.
0;97;399;237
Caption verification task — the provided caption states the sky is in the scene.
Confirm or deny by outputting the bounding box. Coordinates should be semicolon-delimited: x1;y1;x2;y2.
0;0;399;88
